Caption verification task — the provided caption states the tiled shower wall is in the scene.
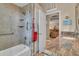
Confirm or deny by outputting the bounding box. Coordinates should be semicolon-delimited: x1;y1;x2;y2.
0;4;22;50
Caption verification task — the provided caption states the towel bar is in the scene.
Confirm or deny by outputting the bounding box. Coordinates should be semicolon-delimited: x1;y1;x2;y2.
0;32;14;36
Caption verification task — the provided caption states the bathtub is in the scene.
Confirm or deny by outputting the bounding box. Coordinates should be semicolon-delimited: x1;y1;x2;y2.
0;44;31;56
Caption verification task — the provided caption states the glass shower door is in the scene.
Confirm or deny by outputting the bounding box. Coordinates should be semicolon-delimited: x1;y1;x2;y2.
24;12;32;48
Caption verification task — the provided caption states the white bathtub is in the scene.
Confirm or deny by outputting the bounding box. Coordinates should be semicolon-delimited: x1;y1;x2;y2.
0;44;31;56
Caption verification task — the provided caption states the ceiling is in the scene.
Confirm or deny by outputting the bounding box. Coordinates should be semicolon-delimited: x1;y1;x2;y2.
39;3;56;11
14;3;77;10
14;3;28;7
14;3;56;10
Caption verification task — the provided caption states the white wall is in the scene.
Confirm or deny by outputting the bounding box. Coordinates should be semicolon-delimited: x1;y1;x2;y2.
56;3;76;32
0;4;22;50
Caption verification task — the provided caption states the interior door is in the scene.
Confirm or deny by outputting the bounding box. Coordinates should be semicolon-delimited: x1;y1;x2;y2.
38;9;46;52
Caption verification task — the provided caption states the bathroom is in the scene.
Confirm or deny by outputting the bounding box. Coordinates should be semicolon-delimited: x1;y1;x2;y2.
0;3;33;56
0;3;46;56
0;3;79;56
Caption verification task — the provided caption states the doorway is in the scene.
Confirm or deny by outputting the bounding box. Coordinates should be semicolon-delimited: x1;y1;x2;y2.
45;11;60;55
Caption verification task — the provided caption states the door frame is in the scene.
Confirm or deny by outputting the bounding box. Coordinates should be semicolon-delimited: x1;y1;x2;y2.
46;8;62;48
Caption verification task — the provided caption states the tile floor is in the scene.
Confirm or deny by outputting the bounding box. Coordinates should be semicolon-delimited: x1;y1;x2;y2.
35;37;79;56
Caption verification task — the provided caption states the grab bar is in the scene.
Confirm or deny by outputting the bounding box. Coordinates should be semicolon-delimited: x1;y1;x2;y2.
0;32;14;36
